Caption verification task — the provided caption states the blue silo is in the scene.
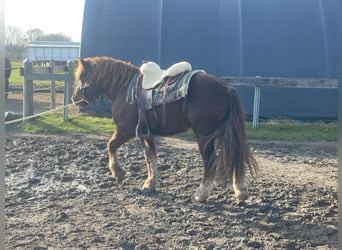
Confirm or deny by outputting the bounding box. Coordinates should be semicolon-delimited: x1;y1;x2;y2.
80;0;338;120
81;0;162;63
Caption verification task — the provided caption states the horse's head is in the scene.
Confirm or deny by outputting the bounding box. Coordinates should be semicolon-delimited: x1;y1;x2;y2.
72;57;103;106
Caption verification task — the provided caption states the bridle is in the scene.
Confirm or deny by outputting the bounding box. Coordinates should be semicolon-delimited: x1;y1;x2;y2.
74;70;91;104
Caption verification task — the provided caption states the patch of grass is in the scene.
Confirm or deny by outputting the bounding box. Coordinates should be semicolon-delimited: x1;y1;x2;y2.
9;60;64;88
247;122;337;142
8;61;24;87
7;111;337;142
10;112;115;134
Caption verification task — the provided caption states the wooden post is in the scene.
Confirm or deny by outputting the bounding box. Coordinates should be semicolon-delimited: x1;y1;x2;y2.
64;60;74;121
50;61;56;109
23;58;33;120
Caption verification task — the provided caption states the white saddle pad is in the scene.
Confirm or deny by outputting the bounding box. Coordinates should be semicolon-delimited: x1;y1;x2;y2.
140;61;192;89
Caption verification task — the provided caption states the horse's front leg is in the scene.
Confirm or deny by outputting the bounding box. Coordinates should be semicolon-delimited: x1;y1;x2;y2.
141;137;158;191
107;131;130;184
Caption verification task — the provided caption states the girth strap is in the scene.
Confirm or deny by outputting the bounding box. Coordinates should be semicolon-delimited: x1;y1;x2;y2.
135;74;151;139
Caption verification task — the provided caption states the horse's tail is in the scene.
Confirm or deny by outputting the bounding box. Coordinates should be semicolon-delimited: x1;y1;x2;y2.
208;86;258;184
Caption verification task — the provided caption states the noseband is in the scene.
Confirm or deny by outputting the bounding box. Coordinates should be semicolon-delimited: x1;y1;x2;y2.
74;70;92;103
75;82;90;104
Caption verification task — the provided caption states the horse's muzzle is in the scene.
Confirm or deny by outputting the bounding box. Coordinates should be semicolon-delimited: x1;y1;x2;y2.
71;87;91;107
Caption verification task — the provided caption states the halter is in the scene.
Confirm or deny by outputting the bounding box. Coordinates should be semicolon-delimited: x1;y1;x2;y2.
74;70;91;104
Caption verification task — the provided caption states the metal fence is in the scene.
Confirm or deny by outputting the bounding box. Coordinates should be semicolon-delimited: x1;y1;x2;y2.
223;76;338;127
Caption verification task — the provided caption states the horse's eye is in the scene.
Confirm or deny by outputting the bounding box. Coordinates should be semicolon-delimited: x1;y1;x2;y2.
80;71;90;84
80;75;88;84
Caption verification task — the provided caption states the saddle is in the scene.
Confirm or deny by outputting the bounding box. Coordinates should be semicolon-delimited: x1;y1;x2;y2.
135;61;195;138
135;62;191;138
140;61;192;89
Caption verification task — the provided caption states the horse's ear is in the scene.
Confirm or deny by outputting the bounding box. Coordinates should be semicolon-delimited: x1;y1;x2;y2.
78;57;91;71
78;57;86;67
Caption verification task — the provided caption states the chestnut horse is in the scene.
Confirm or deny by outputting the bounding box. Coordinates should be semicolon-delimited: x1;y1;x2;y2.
72;56;257;203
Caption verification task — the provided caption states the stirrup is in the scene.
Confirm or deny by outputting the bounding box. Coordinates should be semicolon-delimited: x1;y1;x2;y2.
135;122;151;139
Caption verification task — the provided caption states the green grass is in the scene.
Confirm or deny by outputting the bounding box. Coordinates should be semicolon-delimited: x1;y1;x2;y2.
8;61;24;87
10;112;115;134
7;111;338;142
246;122;337;142
9;60;64;88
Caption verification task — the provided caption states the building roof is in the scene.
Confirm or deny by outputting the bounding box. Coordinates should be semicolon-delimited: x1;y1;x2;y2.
28;41;80;48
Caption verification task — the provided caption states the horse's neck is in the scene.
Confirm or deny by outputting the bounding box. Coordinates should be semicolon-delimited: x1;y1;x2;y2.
103;68;139;101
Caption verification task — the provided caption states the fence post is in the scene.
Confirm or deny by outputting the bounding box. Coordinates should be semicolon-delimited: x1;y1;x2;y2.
64;60;74;121
252;76;262;128
23;58;33;121
50;60;56;109
252;86;261;128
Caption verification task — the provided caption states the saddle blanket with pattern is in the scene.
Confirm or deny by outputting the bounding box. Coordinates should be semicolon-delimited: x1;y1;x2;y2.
126;70;205;110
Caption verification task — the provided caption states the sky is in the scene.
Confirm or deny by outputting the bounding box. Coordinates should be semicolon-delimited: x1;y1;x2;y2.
5;0;85;42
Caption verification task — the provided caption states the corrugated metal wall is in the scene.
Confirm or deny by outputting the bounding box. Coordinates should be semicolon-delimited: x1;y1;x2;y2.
81;0;162;64
80;0;338;119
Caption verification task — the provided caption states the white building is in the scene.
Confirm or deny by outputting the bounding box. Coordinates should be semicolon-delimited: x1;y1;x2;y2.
27;41;80;63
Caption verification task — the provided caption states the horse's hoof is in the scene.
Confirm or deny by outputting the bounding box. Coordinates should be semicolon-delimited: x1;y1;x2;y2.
193;190;209;203
141;183;156;195
193;182;213;202
142;180;157;192
141;181;156;193
193;194;207;203
141;186;156;194
235;192;249;205
114;169;126;184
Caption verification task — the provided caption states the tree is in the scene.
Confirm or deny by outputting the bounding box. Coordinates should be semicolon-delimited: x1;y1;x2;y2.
5;25;27;59
5;25;26;46
5;25;73;59
37;33;72;41
26;28;44;42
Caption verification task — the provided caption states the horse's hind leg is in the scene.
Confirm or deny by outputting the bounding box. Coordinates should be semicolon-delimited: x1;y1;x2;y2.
141;137;158;191
107;131;130;184
194;135;216;202
233;170;249;204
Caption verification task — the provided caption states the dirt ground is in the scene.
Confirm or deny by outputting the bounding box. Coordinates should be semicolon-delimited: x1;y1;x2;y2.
5;132;338;249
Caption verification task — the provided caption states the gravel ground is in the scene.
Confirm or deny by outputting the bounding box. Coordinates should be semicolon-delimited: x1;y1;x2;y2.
5;134;338;249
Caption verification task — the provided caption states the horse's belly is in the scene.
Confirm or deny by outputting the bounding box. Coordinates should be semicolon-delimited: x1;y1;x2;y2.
146;100;191;136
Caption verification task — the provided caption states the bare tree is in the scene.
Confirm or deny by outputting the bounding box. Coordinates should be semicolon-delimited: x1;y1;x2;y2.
26;28;44;42
5;26;73;59
5;25;27;46
38;32;72;41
